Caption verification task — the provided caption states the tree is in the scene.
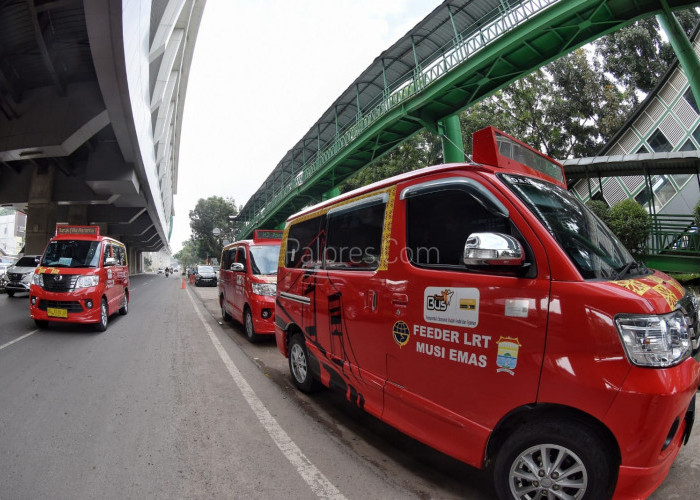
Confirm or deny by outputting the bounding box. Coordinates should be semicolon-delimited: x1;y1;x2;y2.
607;199;652;256
594;11;700;100
341;130;441;193
189;196;237;262
586;200;611;224
174;238;200;268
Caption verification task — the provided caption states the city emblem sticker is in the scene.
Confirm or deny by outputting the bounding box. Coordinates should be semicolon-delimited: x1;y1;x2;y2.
393;321;410;347
424;287;479;328
496;337;521;375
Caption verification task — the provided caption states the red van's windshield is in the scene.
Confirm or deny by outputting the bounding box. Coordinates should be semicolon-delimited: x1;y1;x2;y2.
250;245;280;275
501;174;639;280
41;240;101;268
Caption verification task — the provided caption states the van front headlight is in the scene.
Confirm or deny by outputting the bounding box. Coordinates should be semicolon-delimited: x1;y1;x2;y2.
615;310;691;367
252;282;276;296
75;275;99;289
32;273;43;286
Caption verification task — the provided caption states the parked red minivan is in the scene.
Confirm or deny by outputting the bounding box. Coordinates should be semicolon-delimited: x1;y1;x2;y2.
274;127;700;499
219;230;282;342
30;225;129;331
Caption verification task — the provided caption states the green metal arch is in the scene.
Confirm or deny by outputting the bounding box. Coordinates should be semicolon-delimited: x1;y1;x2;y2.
238;0;700;238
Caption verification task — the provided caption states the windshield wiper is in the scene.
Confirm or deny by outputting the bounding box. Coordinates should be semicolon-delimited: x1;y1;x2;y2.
614;260;644;280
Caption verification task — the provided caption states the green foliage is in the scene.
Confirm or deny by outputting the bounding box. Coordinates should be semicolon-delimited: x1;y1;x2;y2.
606;199;652;255
189;196;237;261
341;131;441;193
694;199;700;227
585;200;610;223
174;238;200;267
594;11;700;98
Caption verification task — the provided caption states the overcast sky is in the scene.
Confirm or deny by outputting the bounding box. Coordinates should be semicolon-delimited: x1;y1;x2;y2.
171;0;435;253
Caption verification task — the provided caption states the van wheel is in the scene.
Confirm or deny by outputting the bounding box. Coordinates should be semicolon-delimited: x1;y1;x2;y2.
34;319;48;329
288;334;321;393
493;419;615;500
221;298;231;322
244;308;260;343
6;290;15;297
119;293;128;315
94;298;108;332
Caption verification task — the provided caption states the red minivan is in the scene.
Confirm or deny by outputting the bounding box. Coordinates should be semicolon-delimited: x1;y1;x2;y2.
275;127;700;499
219;230;282;342
30;225;129;332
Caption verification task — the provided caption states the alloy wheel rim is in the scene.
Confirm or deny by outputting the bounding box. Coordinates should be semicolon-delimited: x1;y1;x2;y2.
245;313;253;337
290;344;307;382
509;443;587;499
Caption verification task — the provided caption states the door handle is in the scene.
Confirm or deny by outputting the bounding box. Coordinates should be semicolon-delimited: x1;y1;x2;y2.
369;290;377;311
392;294;408;307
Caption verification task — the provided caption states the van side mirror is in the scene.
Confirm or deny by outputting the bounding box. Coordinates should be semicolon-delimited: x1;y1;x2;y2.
105;257;117;266
230;262;244;272
463;232;524;267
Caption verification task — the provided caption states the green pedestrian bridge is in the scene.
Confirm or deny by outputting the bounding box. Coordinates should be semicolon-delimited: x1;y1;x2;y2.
235;0;700;271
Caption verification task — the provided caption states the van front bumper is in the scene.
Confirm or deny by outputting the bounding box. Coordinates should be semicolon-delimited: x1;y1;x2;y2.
29;287;102;324
607;358;700;499
249;296;276;334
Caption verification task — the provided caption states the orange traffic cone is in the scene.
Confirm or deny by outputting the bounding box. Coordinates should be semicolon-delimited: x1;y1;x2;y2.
181;278;186;289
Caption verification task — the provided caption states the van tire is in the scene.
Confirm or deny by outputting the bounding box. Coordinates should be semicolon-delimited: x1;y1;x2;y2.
95;298;108;332
6;290;15;297
288;334;321;393
244;308;259;343
34;319;48;329
119;293;128;315
493;419;615;500
221;298;231;322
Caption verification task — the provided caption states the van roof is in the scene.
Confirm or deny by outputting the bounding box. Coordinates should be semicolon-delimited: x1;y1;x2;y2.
287;162;485;222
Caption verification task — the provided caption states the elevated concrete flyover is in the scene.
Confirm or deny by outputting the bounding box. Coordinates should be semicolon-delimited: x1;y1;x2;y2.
0;0;206;271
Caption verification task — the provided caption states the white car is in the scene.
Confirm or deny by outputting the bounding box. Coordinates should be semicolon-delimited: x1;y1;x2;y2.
5;255;41;297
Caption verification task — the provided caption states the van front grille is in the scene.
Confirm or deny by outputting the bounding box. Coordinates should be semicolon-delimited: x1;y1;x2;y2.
41;274;78;292
38;300;84;313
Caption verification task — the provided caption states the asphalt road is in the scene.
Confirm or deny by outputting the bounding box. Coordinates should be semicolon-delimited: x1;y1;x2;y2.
1;274;698;499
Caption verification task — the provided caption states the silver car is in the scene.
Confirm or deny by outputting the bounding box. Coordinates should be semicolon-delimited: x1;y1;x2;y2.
5;255;41;297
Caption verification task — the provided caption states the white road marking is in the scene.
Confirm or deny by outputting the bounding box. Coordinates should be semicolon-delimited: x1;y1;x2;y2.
0;330;38;351
185;288;346;500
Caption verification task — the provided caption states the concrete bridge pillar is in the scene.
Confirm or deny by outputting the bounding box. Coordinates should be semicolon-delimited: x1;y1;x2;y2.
67;205;88;225
25;164;57;255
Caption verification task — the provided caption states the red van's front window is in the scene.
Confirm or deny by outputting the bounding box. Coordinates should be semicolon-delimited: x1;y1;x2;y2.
250;245;280;275
41;240;101;268
501;174;640;280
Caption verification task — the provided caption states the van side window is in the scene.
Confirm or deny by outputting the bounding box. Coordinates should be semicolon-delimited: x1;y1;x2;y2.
223;247;237;270
285;215;326;268
406;188;511;269
103;243;113;266
324;202;385;270
221;248;231;270
235;247;247;271
114;245;125;266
